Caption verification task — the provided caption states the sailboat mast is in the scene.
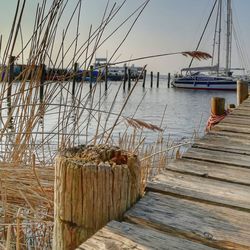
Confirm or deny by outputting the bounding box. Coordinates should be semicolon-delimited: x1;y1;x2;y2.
217;0;222;76
225;0;232;75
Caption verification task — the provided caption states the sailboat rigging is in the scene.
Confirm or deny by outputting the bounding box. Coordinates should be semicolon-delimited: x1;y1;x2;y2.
172;0;247;90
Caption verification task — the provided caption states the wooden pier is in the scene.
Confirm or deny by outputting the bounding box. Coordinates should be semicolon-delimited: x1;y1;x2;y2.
78;97;250;249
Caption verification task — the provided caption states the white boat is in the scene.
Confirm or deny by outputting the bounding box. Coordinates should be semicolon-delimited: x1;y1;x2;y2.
95;58;144;81
173;73;236;90
172;0;247;90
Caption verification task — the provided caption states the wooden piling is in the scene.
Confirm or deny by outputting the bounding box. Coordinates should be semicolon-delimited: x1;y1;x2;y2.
90;65;93;91
123;66;128;91
237;80;248;106
128;68;131;90
53;145;142;250
105;65;108;91
7;56;15;116
72;62;78;96
39;64;46;103
167;73;171;88
211;97;225;115
142;69;147;88
228;103;236;110
150;71;153;88
156;72;160;88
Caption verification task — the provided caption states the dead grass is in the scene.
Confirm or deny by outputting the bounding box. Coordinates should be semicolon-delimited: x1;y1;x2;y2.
0;0;204;248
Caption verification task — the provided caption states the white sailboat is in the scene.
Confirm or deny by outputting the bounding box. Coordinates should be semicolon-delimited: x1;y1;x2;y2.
172;0;245;90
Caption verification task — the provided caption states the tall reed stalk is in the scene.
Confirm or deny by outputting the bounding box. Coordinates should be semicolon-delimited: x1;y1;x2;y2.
0;0;210;248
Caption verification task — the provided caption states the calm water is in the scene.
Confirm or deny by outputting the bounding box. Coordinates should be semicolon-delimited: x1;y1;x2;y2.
98;77;236;143
0;78;236;160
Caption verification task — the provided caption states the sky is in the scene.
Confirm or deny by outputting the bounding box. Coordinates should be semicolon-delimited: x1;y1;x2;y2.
0;0;250;74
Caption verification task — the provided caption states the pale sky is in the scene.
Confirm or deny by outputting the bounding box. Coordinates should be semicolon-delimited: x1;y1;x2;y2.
0;0;250;74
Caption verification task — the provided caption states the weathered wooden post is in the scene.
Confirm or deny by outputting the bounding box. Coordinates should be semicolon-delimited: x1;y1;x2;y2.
105;65;108;92
237;80;248;106
228;103;236;109
156;72;160;88
128;68;131;90
89;65;93;91
7;56;15;116
123;66;128;91
142;69;147;88
72;62;78;96
150;71;153;88
53;145;142;250
211;97;225;115
40;64;46;103
167;73;171;88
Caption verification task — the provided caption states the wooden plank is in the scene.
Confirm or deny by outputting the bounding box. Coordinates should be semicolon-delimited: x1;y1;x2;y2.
192;136;250;155
209;130;250;140
240;99;250;104
147;171;250;211
182;147;250;168
214;123;250;134
205;131;250;141
125;192;250;250
77;221;217;250
239;101;250;107
226;112;250;119
203;132;250;144
230;109;250;117
229;113;250;120
235;106;250;111
221;117;250;126
166;158;250;186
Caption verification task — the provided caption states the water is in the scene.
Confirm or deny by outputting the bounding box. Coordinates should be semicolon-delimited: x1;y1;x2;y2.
0;78;236;163
99;77;236;143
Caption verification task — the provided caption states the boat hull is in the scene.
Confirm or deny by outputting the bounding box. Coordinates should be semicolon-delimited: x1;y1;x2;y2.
172;78;237;90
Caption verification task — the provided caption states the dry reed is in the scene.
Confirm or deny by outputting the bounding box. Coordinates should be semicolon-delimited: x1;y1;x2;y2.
0;0;208;248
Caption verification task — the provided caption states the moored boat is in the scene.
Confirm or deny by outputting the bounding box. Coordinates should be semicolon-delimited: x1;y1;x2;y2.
172;73;236;90
173;0;248;91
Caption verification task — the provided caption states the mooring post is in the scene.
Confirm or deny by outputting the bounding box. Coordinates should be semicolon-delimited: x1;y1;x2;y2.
237;80;248;106
72;62;78;96
167;73;171;88
123;66;128;91
156;72;160;88
40;64;46;103
7;56;15;117
53;145;142;250
105;65;108;92
211;97;225;115
128;68;131;90
150;71;153;88
90;65;93;91
142;69;147;88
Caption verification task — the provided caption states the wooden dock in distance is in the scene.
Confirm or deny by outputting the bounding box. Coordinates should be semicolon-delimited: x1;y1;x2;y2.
78;97;250;250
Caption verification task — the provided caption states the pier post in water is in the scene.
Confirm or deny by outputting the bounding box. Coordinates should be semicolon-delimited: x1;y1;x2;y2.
237;80;249;106
105;65;108;92
211;97;225;115
150;71;153;88
7;56;15;117
72;62;78;96
39;64;46;103
128;68;131;90
156;72;160;88
53;145;142;250
123;66;128;91
167;73;171;88
142;69;147;88
90;65;94;91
